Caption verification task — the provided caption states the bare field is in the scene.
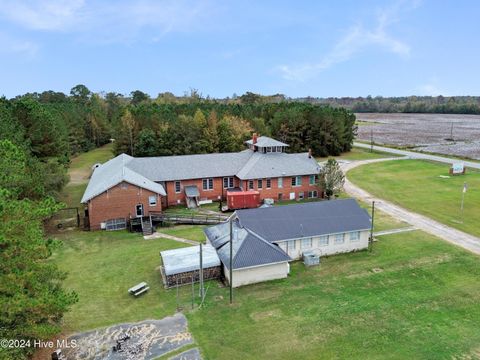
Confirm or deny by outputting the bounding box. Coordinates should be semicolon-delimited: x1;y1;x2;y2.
355;113;480;160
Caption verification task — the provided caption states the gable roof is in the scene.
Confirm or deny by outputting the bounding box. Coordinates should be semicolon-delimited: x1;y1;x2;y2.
245;136;289;148
126;151;254;182
80;154;166;203
236;199;371;242
204;220;291;270
236;152;320;180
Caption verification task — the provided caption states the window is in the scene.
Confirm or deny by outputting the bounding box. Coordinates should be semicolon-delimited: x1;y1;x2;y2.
248;180;254;190
174;181;181;193
334;233;345;244
278;177;283;188
148;195;157;206
266;178;271;189
121;182;128;189
202;178;214;190
278;193;283;201
301;238;312;249
223;177;234;189
350;231;360;242
292;176;302;187
258;179;263;189
299;192;304;200
277;146;283;152
287;240;296;251
266;146;272;153
308;190;318;198
309;175;316;185
318;235;329;246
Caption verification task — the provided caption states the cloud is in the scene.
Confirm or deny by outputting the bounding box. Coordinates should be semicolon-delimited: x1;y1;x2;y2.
0;32;39;57
0;0;212;42
276;1;417;81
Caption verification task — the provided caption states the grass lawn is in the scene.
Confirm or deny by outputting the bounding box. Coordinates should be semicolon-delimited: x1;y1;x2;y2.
164;202;222;215
187;231;480;359
53;230;191;332
159;225;207;242
316;146;399;162
69;143;114;173
348;159;480;237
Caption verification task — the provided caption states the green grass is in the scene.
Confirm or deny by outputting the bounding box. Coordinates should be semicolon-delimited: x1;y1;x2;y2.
187;231;480;359
53;230;191;332
69;143;115;172
159;225;207;242
164;202;222;215
348;159;480;237
316;146;399;162
59;183;87;209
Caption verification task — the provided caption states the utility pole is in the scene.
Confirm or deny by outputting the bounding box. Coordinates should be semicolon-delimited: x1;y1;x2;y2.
369;201;375;252
370;129;373;153
229;214;234;304
199;243;204;301
460;182;467;223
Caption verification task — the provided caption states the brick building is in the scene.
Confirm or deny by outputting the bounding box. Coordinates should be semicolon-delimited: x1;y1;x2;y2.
81;135;321;230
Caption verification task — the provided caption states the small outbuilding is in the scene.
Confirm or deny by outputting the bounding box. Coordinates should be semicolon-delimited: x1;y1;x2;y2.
160;245;221;288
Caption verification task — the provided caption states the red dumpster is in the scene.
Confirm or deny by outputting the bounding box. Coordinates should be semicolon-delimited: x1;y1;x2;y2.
227;190;260;210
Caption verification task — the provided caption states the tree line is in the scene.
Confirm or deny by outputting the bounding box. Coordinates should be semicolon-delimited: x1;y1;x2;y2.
298;95;480;114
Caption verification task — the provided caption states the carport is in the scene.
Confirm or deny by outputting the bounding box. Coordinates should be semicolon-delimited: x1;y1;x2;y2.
160;245;221;288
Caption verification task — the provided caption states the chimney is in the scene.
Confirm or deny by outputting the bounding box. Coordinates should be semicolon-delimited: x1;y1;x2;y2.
308;148;312;158
252;133;258;144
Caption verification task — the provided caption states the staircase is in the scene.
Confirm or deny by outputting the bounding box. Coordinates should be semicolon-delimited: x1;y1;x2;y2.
141;216;153;236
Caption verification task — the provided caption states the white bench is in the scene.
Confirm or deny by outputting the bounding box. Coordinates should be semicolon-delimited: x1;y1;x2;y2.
128;282;150;297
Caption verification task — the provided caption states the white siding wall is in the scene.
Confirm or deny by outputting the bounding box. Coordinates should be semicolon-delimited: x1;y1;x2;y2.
276;230;370;260
224;262;289;288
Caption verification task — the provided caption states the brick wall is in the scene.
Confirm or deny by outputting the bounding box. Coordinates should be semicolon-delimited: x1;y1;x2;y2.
164;175;320;207
87;181;162;230
239;175;321;202
164;177;240;207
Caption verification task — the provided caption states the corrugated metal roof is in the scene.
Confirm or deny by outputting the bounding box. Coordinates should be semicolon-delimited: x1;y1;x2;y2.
245;136;289;147
80;154;166;203
236;199;371;242
160;245;220;276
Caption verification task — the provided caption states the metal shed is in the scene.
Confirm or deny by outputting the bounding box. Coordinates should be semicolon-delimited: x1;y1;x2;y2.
160;245;221;288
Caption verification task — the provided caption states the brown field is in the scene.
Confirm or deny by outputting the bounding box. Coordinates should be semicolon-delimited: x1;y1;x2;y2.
355;113;480;160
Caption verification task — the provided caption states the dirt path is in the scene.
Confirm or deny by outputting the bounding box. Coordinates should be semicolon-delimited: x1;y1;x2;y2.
342;158;480;255
144;232;198;245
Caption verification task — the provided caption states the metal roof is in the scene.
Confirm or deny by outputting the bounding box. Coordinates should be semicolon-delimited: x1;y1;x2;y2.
204;221;291;270
236;198;371;243
160;245;221;276
80;154;166;203
235;152;320;180
245;136;289;148
184;185;200;197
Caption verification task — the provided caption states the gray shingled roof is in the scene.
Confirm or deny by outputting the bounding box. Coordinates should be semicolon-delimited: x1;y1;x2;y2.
204;220;291;270
245;136;289;148
81;154;166;203
126;151;253;181
236;152;320;180
236;199;371;242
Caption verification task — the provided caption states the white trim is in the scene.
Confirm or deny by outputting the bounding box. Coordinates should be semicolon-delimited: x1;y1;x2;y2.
231;260;290;271
273;228;371;244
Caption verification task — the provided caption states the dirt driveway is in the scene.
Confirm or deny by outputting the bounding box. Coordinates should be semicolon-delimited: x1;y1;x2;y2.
342;158;480;255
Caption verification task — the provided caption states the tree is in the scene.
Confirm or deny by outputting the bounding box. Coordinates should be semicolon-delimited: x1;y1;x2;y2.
135;128;157;156
319;159;345;199
0;190;78;360
70;84;91;103
121;109;136;155
130;90;150;105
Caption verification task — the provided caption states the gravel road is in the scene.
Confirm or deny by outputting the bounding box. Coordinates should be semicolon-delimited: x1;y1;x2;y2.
342;157;480;255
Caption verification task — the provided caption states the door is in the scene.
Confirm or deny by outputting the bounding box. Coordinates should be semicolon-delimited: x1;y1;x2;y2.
135;204;144;217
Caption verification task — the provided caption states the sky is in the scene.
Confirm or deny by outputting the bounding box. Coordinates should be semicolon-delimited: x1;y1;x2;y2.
0;0;479;98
